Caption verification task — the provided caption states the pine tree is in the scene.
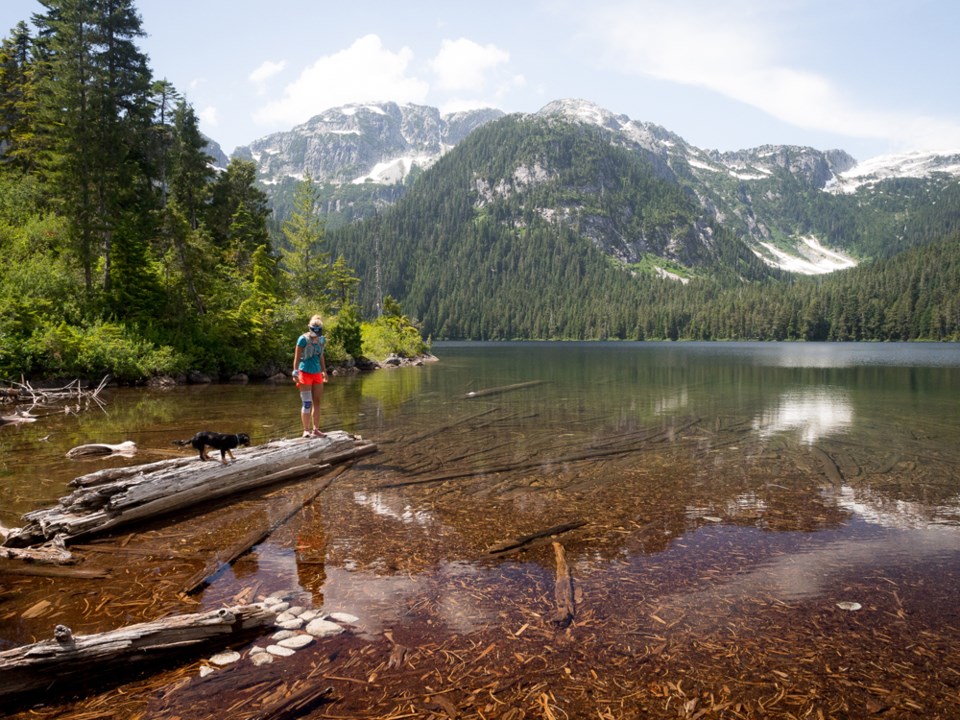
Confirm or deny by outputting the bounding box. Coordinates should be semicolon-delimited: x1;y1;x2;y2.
31;0;154;300
0;21;35;173
280;174;330;302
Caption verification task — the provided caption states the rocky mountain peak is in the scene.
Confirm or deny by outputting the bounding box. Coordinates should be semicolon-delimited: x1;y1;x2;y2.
232;102;504;186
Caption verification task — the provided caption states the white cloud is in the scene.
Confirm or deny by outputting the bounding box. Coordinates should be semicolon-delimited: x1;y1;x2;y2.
198;106;218;127
254;35;429;127
249;60;286;94
583;0;960;152
430;38;510;93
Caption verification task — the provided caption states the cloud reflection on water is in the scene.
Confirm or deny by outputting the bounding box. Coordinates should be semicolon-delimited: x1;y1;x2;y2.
752;386;852;444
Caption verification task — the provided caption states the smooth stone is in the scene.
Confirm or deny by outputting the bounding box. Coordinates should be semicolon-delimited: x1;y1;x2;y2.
298;610;319;622
275;611;297;623
306;618;344;638
209;651;241;666
251;652;274;666
269;601;291;613
199;666;216;677
271;630;297;641
266;644;296;657
287;605;306;616
277;617;303;630
278;634;314;650
328;612;359;625
249;645;266;655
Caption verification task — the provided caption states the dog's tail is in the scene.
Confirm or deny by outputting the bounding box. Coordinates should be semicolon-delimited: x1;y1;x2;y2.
172;439;191;447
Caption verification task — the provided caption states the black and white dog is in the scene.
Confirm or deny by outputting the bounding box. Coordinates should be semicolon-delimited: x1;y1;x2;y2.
173;431;250;464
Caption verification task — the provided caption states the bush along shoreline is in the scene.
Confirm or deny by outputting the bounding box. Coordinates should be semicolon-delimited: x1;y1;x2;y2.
146;352;439;388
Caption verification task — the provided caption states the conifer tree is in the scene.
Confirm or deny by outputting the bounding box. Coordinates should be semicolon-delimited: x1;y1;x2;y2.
280;174;330;302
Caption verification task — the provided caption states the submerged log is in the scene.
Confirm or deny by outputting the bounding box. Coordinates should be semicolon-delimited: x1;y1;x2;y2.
0;603;276;702
464;380;546;399
66;440;138;458
4;431;376;548
486;520;587;555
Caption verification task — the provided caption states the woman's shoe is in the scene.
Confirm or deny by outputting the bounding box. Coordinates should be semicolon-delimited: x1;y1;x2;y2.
302;430;312;438
312;428;326;438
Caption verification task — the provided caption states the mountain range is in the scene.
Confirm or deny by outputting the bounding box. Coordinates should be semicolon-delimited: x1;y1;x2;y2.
207;99;960;340
218;99;960;277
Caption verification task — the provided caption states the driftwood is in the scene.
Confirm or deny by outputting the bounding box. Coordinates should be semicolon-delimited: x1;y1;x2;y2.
486;520;587;554
0;376;111;419
464;380;545;399
0;603;276;703
4;430;377;548
550;541;576;628
0;562;108;579
0;538;75;564
67;440;138;458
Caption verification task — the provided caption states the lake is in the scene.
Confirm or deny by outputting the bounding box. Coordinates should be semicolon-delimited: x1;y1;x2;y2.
2;341;960;718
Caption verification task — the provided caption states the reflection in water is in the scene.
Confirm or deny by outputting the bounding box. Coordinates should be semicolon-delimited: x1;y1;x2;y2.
353;491;434;526
752;387;853;444
832;486;960;529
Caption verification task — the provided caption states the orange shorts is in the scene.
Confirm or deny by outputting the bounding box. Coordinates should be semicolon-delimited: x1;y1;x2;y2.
297;371;326;386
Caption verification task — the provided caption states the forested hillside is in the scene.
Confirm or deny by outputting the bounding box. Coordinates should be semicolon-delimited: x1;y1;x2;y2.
327;115;960;341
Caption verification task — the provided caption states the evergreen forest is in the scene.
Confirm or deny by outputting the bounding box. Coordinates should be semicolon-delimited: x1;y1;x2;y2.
326;118;960;342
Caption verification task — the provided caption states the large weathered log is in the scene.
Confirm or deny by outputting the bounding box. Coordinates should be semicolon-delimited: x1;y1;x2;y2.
4;431;376;548
0;603;276;703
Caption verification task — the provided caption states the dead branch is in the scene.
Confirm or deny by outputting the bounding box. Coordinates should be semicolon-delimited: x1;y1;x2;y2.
550;541;575;628
487;520;587;555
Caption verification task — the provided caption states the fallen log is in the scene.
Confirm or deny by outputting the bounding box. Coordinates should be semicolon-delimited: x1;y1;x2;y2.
0;603;276;703
0;562;108;579
0;538;75;564
812;446;844;485
4;431;377;548
486;520;587;555
464;380;545;399
66;440;137;458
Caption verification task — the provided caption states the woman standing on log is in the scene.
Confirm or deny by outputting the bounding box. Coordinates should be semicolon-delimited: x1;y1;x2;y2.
292;314;328;438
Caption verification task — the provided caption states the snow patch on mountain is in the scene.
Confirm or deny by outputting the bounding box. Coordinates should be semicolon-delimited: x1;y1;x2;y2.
753;236;857;275
827;150;960;193
353;155;434;185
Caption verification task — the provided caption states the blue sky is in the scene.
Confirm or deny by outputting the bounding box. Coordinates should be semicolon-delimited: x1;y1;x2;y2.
3;0;959;161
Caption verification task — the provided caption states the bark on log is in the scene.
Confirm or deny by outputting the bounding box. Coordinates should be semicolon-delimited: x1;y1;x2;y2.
4;431;376;548
0;603;276;702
